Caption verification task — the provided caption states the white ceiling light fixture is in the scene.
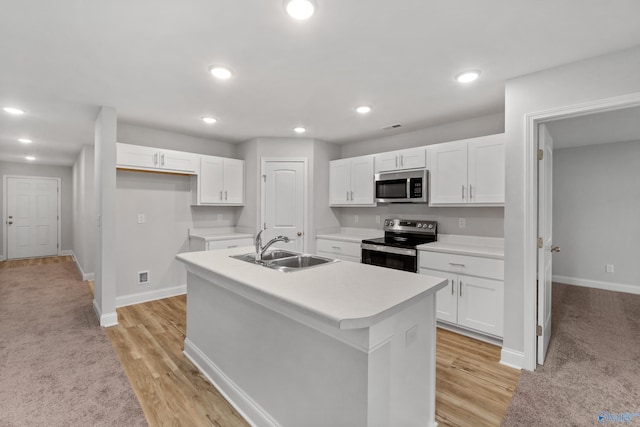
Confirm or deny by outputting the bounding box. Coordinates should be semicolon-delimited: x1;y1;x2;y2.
18;138;33;144
201;116;217;124
209;66;233;80
356;106;371;114
3;107;25;115
284;0;317;20
455;70;481;83
25;155;36;161
293;126;307;134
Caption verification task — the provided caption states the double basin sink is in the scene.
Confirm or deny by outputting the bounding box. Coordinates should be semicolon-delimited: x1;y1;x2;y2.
230;250;339;273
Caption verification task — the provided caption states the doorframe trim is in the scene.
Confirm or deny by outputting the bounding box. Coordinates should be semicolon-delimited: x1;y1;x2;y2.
260;158;309;253
522;91;640;371
2;175;62;260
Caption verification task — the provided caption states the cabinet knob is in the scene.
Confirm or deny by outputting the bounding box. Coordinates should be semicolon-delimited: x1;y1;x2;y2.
297;232;303;236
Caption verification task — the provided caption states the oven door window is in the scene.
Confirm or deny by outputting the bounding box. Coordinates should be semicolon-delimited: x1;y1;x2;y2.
362;248;417;272
376;179;407;199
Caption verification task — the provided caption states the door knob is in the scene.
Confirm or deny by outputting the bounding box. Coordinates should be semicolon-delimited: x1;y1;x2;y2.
7;220;13;225
297;232;303;236
551;246;561;253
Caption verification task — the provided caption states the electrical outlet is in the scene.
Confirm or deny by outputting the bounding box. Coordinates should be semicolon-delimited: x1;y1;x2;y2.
406;325;418;347
354;215;359;224
376;215;381;224
217;214;223;221
137;214;145;224
605;264;614;273
458;218;466;228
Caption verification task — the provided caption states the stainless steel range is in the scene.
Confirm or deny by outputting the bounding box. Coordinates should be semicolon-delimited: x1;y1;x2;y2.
361;218;437;272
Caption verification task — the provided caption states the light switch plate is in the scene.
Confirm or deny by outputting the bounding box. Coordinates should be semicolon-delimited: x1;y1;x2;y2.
137;214;145;224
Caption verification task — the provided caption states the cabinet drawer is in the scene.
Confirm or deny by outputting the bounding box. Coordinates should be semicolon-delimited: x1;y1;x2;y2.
317;250;360;263
316;239;361;258
206;238;254;251
419;251;503;280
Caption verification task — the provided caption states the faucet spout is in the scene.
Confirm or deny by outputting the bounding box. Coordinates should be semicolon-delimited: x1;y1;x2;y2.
257;235;291;261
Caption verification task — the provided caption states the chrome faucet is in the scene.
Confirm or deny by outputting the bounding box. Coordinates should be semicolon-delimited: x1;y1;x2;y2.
255;228;290;261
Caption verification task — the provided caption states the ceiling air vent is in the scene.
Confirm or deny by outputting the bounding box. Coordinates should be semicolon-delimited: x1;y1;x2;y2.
382;123;402;130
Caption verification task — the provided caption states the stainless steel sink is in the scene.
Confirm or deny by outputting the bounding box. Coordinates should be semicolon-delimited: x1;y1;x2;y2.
230;251;338;272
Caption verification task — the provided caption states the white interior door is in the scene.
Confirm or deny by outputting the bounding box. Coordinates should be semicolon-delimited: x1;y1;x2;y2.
6;177;59;259
262;160;305;252
537;124;554;365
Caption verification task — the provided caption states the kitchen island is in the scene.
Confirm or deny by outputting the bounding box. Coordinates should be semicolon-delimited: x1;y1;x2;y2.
176;247;446;427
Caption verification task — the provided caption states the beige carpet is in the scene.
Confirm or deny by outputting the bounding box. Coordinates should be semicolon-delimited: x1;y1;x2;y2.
502;283;640;426
0;259;147;426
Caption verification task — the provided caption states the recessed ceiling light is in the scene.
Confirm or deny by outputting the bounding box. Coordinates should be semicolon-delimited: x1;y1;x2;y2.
284;0;316;20
3;107;25;115
25;155;36;161
209;66;233;79
18;138;33;144
455;70;481;83
201;116;217;124
293;126;307;134
356;106;371;114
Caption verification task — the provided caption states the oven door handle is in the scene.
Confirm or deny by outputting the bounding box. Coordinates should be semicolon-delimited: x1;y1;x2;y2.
361;243;416;257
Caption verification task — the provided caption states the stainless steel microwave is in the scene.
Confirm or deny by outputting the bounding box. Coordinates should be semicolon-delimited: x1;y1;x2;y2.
374;169;428;203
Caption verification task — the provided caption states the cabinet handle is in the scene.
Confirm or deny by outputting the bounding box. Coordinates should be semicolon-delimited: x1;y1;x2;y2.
220;191;223;200
350;191;354;200
462;185;465;200
460;281;463;297
161;154;165;166
346;190;350;201
451;279;455;295
400;154;404;167
154;153;158;165
449;262;466;267
224;190;228;201
395;156;398;168
331;246;341;250
227;245;238;248
469;184;473;199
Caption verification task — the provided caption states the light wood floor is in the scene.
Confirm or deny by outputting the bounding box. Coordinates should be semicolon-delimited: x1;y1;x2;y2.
108;296;520;427
0;255;74;269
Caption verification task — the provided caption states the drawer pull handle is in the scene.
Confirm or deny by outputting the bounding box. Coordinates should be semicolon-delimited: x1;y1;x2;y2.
227;245;238;248
460;281;463;297
331;246;341;250
451;279;455;295
449;262;466;267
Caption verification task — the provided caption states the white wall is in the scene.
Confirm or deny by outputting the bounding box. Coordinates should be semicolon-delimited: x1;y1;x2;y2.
0;161;73;259
71;145;96;279
312;140;341;237
553;140;640;291
340;112;504;158
503;45;640;365
115;123;238;305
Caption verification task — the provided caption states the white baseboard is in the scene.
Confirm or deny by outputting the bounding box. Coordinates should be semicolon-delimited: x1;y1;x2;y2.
116;285;187;308
184;338;279;427
553;275;640;295
0;253;4;261
92;299;118;327
60;249;73;257
67;250;95;281
500;347;525;370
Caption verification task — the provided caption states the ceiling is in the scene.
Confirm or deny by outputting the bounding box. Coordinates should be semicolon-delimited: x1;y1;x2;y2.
546;106;640;150
2;1;640;166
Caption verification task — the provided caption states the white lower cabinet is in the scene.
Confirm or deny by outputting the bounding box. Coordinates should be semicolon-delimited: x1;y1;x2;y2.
316;238;361;263
419;251;504;337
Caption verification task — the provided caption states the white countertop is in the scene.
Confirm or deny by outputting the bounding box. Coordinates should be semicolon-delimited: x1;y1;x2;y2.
177;246;446;330
316;227;383;243
189;227;253;242
417;234;504;259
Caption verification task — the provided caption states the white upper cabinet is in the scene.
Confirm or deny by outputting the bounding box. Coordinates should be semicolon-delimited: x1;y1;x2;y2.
192;155;244;206
428;134;505;206
374;147;426;173
116;143;197;174
329;155;375;206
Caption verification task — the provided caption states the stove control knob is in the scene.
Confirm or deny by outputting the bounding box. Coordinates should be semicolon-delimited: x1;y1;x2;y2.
427;224;433;229
384;220;389;226
417;223;422;228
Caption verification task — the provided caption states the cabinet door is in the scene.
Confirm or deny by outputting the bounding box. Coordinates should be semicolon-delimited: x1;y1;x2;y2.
468;135;505;204
428;141;468;205
349;156;375;205
421;268;458;324
329;159;351;205
199;156;225;204
116;143;158;169
223;159;244;204
457;275;504;337
374;152;400;173
159;149;197;173
398;147;426;170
